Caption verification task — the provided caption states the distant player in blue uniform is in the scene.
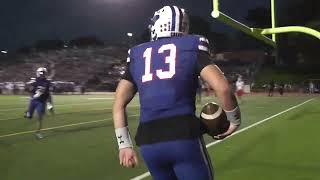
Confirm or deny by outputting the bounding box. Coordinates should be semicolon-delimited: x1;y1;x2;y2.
112;6;241;180
25;67;54;139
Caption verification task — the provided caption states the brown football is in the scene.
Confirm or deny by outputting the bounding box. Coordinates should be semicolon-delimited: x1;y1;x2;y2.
200;102;230;136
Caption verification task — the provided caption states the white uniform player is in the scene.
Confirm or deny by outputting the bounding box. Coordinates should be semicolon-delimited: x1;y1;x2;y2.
235;77;244;103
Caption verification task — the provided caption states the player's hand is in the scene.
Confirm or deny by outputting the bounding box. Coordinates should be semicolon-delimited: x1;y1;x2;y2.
214;123;239;140
119;147;138;168
47;102;53;110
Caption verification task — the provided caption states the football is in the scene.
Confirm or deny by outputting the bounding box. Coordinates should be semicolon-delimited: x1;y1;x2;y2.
200;102;229;136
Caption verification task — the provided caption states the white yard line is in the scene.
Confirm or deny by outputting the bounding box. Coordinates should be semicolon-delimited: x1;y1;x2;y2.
0;114;140;138
130;98;314;180
0;105;140;122
0;101;205;122
87;98;114;100
0;101;110;112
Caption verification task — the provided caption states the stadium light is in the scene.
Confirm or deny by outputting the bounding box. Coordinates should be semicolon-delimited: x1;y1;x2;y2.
127;33;133;37
1;50;8;54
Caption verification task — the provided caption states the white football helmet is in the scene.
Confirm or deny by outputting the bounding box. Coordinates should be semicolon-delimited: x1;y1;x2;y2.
36;67;47;78
149;6;189;41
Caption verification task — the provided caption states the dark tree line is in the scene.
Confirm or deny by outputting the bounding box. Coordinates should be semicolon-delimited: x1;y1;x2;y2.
16;36;105;53
277;0;320;68
243;0;320;67
14;0;319;69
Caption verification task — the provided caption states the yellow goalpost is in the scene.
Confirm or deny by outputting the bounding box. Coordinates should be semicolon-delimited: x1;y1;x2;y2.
211;0;320;47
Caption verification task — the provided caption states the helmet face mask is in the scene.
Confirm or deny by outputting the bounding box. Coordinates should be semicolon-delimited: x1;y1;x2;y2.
149;6;189;41
36;67;47;78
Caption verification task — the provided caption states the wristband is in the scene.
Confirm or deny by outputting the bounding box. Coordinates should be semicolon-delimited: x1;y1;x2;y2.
115;126;133;149
225;106;241;126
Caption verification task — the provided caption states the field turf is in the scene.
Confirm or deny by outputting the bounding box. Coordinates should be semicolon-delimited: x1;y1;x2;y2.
0;94;319;180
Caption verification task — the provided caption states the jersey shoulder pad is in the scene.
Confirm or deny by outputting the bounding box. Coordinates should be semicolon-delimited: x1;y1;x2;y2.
128;41;154;62
195;35;210;53
181;34;210;53
127;49;132;63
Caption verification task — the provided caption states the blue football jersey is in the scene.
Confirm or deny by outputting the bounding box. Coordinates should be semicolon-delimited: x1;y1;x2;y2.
28;77;51;102
128;35;210;123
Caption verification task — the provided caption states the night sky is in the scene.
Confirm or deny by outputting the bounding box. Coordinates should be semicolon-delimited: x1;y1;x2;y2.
0;0;270;51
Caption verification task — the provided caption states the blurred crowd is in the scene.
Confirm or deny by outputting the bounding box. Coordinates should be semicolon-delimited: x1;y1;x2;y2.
0;46;128;93
0;46;319;95
0;81;86;95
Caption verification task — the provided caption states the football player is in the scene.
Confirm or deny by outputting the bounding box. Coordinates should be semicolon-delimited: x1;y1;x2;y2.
112;6;241;179
24;67;53;139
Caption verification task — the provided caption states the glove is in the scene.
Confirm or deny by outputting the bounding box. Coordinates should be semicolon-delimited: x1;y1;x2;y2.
47;102;53;110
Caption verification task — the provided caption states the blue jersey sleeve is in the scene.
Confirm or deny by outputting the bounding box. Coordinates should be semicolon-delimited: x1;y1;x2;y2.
122;49;136;86
189;35;212;74
195;35;210;54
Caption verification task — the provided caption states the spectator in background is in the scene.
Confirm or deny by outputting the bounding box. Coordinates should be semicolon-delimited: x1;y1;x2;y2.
13;84;18;95
235;76;244;104
245;68;250;77
80;83;86;95
279;83;284;96
6;82;14;94
309;81;314;94
268;80;275;97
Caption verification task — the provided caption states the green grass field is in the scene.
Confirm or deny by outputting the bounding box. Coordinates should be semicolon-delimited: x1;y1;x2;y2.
0;94;319;180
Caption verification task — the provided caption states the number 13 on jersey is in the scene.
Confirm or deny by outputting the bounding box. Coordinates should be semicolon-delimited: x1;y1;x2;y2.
142;44;176;82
